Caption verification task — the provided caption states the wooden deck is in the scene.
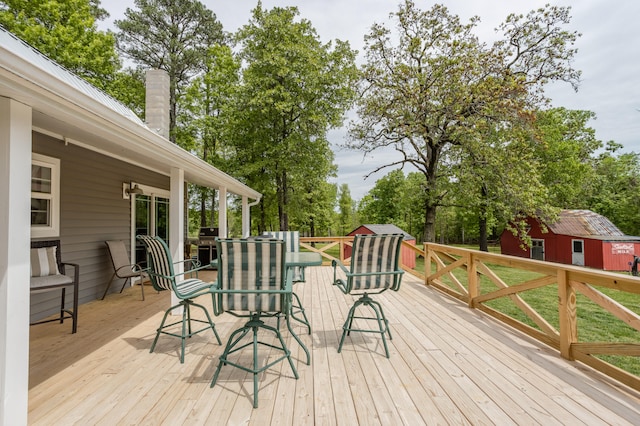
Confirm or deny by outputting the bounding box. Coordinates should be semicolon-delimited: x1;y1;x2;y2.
28;267;640;425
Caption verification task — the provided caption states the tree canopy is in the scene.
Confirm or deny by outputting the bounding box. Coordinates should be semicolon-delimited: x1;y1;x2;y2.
231;3;358;231
348;1;581;245
0;0;120;90
115;0;225;143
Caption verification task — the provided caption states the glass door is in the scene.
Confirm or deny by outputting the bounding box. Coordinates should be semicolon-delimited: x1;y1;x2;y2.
134;193;170;265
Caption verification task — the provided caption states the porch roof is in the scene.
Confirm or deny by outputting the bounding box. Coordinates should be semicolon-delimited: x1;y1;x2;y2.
0;27;260;201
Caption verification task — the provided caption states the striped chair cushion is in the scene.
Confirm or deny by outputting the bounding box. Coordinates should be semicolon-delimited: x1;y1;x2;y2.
350;234;403;291
138;235;174;291
138;235;214;298
264;231;304;282
217;239;285;312
264;231;300;253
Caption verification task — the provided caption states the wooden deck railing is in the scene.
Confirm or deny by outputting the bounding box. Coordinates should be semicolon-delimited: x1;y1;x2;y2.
300;237;640;392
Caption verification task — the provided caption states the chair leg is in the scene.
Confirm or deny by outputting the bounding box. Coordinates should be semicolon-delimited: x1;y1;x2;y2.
101;272;118;300
59;287;66;324
118;277;130;293
150;299;221;364
338;293;391;358
286;311;310;365
211;314;299;408
150;305;175;354
139;273;145;301
71;280;78;334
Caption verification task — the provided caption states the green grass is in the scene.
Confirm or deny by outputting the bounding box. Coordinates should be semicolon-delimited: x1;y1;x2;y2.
436;258;640;376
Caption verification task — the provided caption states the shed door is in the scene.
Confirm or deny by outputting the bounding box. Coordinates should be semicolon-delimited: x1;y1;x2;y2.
531;239;544;260
572;239;585;266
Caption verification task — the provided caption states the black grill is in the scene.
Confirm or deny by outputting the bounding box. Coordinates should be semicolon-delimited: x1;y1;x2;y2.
197;228;218;268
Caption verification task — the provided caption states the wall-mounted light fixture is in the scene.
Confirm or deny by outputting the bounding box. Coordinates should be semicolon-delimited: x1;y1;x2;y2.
123;181;144;199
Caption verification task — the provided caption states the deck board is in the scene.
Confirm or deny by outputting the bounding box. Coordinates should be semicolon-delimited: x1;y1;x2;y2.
28;267;640;425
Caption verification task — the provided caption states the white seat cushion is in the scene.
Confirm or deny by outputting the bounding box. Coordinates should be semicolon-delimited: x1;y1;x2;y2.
30;274;73;292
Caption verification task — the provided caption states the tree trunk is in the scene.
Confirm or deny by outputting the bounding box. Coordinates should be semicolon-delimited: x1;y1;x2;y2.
258;198;267;234
424;203;437;243
479;215;488;252
478;185;489;252
277;170;289;231
199;187;207;227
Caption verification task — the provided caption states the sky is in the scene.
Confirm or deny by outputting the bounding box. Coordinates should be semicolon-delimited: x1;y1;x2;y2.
100;0;640;201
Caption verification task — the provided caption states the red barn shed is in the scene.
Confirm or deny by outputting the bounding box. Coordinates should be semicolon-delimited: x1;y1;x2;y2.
347;224;416;268
500;210;640;271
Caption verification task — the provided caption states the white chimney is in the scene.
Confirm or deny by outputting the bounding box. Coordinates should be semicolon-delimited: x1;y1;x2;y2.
145;69;170;140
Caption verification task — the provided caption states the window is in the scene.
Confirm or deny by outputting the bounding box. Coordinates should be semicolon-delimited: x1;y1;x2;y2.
31;153;60;238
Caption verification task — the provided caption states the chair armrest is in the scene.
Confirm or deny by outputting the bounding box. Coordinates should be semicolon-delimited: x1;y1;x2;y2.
172;258;207;277
115;263;147;275
210;282;293;316
331;259;350;293
60;262;80;284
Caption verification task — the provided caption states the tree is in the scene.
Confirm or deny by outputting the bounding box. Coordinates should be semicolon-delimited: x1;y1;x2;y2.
232;3;358;231
337;184;356;235
348;1;580;244
356;170;426;240
115;0;224;143
589;142;640;235
178;44;241;228
534;107;601;208
358;170;405;225
0;0;120;90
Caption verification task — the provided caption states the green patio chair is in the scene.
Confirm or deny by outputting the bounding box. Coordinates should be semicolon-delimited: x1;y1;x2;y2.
332;234;404;358
210;238;299;408
263;230;310;333
137;235;221;363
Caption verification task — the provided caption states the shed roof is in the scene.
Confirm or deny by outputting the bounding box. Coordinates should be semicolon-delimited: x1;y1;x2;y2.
549;210;626;238
351;224;415;241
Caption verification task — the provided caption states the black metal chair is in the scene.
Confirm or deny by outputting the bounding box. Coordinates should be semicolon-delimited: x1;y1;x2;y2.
332;234;404;358
30;240;79;333
137;235;221;363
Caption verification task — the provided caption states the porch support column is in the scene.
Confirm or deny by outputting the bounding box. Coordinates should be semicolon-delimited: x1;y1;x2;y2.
169;167;184;311
242;196;250;238
0;97;31;425
218;186;227;238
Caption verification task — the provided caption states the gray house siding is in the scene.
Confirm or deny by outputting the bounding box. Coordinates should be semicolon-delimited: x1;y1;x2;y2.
30;131;169;323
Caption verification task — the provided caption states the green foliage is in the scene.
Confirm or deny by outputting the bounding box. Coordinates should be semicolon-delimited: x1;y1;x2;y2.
107;67;146;118
535;108;601;208
115;0;225;142
589;143;640;236
357;170;426;239
348;1;580;244
337;184;356;235
231;3;358;232
0;0;120;90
